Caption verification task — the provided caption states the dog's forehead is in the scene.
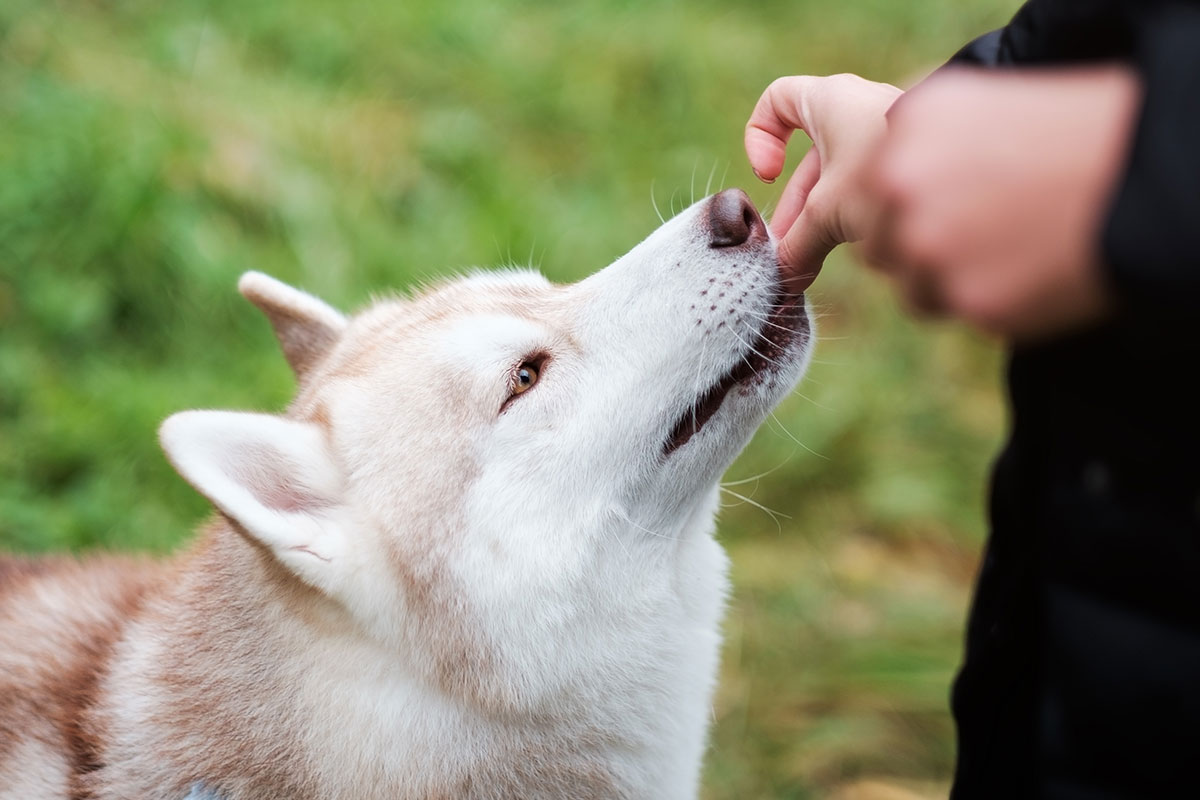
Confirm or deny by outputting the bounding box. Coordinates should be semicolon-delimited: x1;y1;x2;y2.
363;269;558;331
310;269;564;384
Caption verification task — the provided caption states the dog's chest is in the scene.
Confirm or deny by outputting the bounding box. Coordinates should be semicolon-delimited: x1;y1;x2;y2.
291;569;726;799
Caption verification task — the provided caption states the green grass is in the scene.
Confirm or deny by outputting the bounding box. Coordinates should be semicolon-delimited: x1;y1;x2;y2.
0;0;1020;795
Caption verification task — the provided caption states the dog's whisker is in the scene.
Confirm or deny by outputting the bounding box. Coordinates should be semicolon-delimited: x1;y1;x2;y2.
729;325;789;372
720;450;797;489
703;160;718;198
788;388;832;411
735;320;782;370
719;486;789;533
765;411;829;460
613;504;677;542
726;326;763;378
603;511;636;559
741;310;798;336
736;351;760;380
650;179;665;225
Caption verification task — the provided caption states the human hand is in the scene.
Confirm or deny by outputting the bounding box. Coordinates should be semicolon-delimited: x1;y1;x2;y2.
867;66;1140;341
745;74;903;291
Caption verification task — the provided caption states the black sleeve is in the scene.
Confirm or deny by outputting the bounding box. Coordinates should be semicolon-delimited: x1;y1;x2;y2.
1101;5;1200;322
948;30;1007;67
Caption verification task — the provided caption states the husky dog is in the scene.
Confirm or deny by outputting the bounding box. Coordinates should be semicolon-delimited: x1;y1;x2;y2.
0;189;812;800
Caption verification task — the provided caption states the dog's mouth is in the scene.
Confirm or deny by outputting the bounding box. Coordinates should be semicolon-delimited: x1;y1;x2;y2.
662;285;808;457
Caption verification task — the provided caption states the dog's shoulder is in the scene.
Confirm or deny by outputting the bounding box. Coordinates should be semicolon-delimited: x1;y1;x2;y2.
0;553;164;637
1;553;166;685
0;553;166;791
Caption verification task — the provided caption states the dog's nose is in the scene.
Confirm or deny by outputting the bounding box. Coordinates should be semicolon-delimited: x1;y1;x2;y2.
707;188;764;248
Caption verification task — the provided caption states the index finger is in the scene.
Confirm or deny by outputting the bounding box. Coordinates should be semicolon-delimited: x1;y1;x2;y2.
745;76;817;182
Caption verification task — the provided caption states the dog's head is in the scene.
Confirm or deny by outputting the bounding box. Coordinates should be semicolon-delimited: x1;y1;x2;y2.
160;189;812;693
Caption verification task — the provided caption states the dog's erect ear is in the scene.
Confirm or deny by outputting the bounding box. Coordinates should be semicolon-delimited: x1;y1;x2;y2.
238;272;347;382
160;410;351;593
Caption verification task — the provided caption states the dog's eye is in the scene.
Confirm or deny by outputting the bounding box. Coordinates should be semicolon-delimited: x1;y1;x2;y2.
511;362;540;395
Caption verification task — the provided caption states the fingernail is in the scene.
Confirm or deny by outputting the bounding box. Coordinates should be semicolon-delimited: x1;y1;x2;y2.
752;168;775;185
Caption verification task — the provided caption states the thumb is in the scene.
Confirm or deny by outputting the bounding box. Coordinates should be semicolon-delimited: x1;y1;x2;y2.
776;207;834;293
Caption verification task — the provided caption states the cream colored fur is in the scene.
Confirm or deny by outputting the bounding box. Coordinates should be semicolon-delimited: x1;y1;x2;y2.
0;192;813;799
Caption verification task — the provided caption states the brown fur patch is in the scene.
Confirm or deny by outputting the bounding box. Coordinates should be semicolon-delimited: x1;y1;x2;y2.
305;401;333;432
132;521;322;799
0;556;162;799
389;554;503;711
0;556;58;599
446;735;627;800
53;577;153;799
240;276;344;384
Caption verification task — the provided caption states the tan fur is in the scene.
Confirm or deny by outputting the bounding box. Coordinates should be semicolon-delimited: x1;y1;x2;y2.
284;279;578;713
88;526;332;799
0;277;625;799
238;272;346;382
0;556;163;799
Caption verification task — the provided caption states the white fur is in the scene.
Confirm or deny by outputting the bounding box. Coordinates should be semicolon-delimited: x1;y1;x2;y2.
160;413;349;589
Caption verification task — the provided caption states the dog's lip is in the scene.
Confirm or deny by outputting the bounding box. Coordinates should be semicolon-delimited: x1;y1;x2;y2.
661;281;807;457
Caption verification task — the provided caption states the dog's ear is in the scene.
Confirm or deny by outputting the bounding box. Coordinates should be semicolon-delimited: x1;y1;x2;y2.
160;410;351;594
238;272;347;382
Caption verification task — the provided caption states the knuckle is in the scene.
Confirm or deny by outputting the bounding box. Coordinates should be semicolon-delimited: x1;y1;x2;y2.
802;188;833;224
893;219;940;267
949;282;1005;329
767;75;801;97
873;152;915;201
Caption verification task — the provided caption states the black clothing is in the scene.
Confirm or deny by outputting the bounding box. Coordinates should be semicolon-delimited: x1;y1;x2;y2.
945;2;1200;797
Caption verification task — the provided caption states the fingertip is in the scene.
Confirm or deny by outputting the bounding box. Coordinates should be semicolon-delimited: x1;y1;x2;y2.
752;168;776;185
744;125;788;183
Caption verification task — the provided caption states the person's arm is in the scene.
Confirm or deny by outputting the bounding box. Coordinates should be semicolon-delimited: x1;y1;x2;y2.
946;3;1200;326
1102;6;1200;324
745;66;1144;342
865;66;1140;341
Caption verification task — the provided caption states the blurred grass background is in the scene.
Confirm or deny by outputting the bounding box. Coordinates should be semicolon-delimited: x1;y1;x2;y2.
0;0;1020;796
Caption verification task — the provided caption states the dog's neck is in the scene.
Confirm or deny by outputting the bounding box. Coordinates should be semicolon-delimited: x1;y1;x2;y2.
97;514;728;799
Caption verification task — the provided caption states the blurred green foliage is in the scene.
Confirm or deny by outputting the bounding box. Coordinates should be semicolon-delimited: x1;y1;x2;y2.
0;0;1019;796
